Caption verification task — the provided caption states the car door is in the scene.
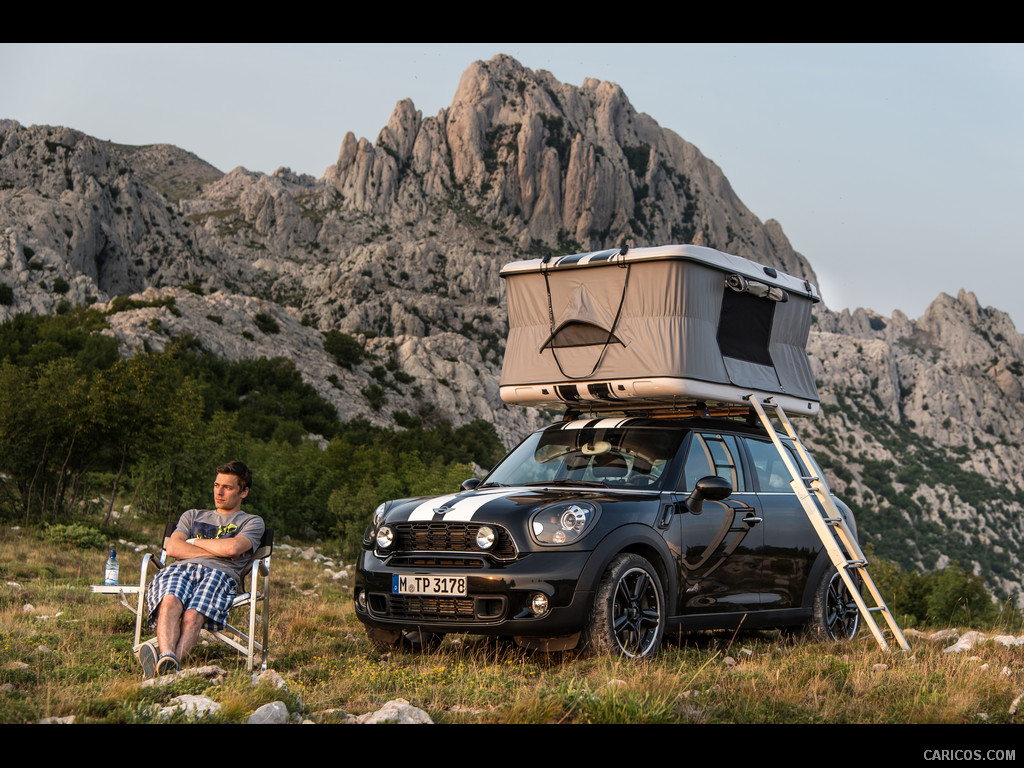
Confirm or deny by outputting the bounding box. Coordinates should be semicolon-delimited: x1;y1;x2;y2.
740;435;822;609
669;431;765;614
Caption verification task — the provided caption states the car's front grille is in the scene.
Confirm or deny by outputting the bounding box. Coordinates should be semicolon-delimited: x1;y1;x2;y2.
392;521;517;560
388;556;485;569
388;595;478;621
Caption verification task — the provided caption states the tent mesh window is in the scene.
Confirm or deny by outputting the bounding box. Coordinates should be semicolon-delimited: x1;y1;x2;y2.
716;288;775;366
546;322;624;349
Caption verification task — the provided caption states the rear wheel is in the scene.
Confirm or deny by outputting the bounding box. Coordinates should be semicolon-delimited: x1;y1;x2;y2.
808;568;860;640
584;554;665;658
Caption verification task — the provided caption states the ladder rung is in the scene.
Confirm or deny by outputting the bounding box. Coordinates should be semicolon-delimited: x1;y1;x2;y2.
844;559;868;569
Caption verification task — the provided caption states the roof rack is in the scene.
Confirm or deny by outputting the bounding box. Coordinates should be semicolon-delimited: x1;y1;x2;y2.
563;400;759;423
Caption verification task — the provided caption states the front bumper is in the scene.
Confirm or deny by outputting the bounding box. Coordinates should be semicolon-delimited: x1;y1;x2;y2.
354;548;596;638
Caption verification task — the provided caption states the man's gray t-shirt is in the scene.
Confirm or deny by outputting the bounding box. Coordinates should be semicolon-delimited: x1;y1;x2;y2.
174;508;265;585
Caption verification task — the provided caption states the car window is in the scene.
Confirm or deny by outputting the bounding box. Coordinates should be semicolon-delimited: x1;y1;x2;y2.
743;437;797;492
678;433;744;492
743;436;824;493
485;425;686;490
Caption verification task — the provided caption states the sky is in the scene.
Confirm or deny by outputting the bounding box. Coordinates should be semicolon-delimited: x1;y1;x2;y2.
2;43;1022;330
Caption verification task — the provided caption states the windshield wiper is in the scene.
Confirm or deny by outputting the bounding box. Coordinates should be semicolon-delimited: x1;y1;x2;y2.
522;479;607;488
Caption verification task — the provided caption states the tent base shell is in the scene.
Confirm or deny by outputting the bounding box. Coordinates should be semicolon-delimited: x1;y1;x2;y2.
500;376;819;416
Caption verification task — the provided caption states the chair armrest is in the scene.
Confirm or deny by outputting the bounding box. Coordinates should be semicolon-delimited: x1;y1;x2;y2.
247;551;272;583
142;551;167;575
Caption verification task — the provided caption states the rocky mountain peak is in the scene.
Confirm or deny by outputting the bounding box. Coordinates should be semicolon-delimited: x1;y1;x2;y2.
323;55;818;287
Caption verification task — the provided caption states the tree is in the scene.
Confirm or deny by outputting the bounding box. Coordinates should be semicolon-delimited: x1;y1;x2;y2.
123;377;211;522
925;563;998;626
0;362;39;519
0;357;95;521
92;354;204;523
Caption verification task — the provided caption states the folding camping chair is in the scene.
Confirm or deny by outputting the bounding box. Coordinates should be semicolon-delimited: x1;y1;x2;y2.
116;521;274;672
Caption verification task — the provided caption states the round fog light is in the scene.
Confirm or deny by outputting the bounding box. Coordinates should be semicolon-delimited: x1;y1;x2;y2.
375;525;394;550
529;592;550;617
476;525;495;550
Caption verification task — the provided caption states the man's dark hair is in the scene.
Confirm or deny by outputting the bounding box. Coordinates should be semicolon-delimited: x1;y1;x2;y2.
217;461;252;492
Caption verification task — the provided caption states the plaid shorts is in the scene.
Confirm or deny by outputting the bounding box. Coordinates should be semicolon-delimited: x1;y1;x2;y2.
146;562;238;631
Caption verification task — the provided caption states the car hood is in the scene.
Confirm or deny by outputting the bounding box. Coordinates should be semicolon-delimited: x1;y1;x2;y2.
381;484;659;526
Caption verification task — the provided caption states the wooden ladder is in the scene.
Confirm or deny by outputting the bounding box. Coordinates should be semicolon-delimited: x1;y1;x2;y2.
746;395;910;652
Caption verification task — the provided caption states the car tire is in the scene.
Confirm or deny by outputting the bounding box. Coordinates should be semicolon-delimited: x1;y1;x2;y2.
366;626;442;654
807;567;860;641
583;553;665;658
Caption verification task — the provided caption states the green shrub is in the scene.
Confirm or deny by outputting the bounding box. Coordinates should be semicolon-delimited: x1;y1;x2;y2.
925;563;998;626
323;330;365;369
253;312;280;334
43;523;108;550
362;383;386;411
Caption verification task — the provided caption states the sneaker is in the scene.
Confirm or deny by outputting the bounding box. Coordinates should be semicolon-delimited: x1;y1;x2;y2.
156;653;180;676
138;639;159;678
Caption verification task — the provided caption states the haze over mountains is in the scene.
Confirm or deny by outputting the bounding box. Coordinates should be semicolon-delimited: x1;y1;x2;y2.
1;55;1021;603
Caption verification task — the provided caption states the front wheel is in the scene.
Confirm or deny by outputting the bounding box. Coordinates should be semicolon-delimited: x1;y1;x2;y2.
808;568;860;640
584;554;665;658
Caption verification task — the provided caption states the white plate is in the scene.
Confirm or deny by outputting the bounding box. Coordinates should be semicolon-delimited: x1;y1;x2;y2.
392;574;467;596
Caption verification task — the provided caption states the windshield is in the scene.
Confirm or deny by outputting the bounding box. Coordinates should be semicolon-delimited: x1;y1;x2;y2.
483;424;686;490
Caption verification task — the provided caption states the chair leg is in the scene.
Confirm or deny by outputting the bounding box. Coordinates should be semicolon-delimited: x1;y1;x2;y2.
261;585;270;672
133;555;153;653
247;590;257;672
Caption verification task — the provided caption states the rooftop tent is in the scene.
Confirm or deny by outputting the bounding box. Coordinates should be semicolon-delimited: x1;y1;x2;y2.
499;244;822;415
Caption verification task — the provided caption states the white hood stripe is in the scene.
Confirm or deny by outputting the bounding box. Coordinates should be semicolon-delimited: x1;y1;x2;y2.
408;494;459;521
439;488;515;520
407;488;519;521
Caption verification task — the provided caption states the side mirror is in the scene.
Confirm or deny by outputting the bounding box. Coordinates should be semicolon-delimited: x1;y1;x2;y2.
684;475;733;516
461;477;482;492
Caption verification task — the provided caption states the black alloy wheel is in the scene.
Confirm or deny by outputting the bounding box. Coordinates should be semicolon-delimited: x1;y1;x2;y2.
586;553;665;658
824;571;861;640
809;567;861;641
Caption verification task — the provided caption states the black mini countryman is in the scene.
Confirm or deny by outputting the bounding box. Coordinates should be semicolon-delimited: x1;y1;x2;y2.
354;415;861;658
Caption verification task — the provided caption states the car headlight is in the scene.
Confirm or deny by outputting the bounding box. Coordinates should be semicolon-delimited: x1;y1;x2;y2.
530;502;598;545
375;524;395;551
364;503;390;548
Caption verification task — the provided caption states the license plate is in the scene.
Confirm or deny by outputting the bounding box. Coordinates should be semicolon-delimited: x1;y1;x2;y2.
392;574;467;596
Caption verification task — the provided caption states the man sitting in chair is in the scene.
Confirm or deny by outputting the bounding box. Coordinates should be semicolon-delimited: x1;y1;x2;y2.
139;461;265;677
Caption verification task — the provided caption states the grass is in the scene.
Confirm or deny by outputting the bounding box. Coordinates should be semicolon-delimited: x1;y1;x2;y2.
1;521;1023;729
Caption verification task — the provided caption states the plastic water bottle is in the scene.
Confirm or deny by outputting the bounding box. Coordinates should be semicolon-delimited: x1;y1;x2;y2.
104;549;119;586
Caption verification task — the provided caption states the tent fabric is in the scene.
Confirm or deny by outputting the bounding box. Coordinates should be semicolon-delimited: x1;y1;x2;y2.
499;244;821;415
